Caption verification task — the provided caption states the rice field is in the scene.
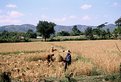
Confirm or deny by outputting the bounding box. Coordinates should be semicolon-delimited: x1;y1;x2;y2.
0;40;121;81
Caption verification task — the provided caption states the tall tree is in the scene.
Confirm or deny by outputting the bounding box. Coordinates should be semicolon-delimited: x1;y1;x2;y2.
113;27;121;39
97;22;108;29
71;25;80;36
114;17;121;39
93;28;101;38
96;22;108;39
26;29;37;38
115;17;121;27
85;27;94;40
113;28;118;39
106;28;111;39
36;21;56;41
101;30;107;39
57;31;70;36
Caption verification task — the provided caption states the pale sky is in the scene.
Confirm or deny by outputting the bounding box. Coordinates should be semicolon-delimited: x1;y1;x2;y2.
0;0;121;26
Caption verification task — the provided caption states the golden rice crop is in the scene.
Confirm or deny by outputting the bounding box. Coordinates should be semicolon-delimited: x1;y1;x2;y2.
52;40;121;74
0;40;121;81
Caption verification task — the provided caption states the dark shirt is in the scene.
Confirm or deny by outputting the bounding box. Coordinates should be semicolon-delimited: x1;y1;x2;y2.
65;53;71;62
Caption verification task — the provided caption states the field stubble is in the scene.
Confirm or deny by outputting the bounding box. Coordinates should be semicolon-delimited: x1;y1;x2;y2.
0;40;121;81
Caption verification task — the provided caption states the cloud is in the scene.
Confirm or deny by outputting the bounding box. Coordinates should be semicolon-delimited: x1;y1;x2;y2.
0;10;23;20
6;4;17;8
0;19;20;24
112;2;120;7
0;11;24;25
0;10;2;13
9;11;23;18
80;4;92;10
0;14;21;24
113;2;118;6
81;15;91;21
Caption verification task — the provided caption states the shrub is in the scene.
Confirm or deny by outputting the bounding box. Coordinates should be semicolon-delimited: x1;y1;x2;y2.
0;31;31;43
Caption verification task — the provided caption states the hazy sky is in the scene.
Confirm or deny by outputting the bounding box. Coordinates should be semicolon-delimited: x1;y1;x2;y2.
0;0;121;26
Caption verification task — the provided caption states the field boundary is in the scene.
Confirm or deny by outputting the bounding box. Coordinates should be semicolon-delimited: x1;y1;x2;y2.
0;50;46;55
44;73;120;82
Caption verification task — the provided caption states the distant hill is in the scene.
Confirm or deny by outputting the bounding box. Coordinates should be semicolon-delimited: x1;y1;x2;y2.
103;24;116;32
0;24;36;32
54;25;94;32
0;24;116;32
55;24;116;32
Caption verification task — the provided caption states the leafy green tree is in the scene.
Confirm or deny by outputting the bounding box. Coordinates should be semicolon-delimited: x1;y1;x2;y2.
117;27;121;35
2;30;9;37
113;28;118;39
57;31;70;36
71;25;80;36
115;17;121;27
97;22;108;29
36;21;56;41
0;31;31;42
96;22;108;39
113;27;121;39
114;17;121;39
26;29;37;38
92;28;100;38
85;27;94;40
101;30;107;39
106;28;111;39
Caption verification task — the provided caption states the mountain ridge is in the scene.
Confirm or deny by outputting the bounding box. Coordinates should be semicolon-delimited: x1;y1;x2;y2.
0;24;116;32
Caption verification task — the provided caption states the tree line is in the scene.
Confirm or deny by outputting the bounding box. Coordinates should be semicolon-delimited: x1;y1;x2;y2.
0;29;37;43
36;17;121;41
0;17;121;42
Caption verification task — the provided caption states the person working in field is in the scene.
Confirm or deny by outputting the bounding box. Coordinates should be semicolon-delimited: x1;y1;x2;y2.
51;46;57;52
64;50;72;71
47;54;54;63
47;46;56;63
